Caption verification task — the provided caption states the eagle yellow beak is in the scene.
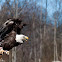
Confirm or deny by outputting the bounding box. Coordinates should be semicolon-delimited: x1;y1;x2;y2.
25;36;29;41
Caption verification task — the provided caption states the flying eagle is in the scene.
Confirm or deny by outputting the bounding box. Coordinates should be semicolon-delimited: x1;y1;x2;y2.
0;18;28;55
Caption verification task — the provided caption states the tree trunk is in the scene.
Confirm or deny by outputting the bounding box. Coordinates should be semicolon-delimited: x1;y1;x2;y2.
53;0;58;61
32;13;37;62
54;20;58;61
39;0;43;62
12;0;18;62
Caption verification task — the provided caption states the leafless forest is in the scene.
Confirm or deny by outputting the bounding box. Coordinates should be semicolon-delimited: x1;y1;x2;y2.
0;0;62;62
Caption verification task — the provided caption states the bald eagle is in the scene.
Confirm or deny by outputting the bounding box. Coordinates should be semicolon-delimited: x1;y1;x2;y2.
0;18;28;53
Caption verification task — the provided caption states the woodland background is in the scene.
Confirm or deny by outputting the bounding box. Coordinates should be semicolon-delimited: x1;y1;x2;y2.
0;0;62;62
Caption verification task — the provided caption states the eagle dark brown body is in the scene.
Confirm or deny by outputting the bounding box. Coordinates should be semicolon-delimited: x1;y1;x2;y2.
1;31;16;50
0;18;27;50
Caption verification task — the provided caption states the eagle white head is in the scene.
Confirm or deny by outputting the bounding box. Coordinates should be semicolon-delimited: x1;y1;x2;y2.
15;34;29;43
